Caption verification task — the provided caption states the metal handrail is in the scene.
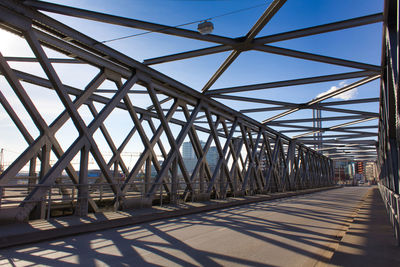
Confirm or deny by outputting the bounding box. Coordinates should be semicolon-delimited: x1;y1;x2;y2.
378;182;400;246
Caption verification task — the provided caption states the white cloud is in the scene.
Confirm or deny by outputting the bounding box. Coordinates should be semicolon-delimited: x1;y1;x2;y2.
316;80;357;101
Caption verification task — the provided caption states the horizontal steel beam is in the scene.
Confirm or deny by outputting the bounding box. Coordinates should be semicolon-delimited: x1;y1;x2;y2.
297;133;377;139
212;94;298;107
95;89;148;94
254;13;383;44
241;105;378;117
325;149;376;153
341;125;379;130
293;117;378;138
206;71;378;95
256;45;381;72
274;124;377;134
143;45;231;65
241;106;289;113
262;75;380;123
317;145;376;150
23;0;236;45
269;115;377;125
326;152;377;156
302;139;377;144
5;56;82;63
143;13;383;66
320;98;379;106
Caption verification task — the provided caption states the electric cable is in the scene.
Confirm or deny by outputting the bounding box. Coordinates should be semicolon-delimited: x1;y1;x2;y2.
101;1;270;43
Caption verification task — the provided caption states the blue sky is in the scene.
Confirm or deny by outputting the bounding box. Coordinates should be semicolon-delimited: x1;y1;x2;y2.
0;0;383;166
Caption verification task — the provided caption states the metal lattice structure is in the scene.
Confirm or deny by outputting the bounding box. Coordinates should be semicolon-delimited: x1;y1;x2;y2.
377;0;400;245
0;0;388;222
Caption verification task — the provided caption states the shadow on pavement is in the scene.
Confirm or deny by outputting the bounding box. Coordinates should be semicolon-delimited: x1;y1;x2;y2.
327;187;400;267
0;187;384;267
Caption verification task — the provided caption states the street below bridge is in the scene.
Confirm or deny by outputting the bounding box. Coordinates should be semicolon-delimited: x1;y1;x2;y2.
0;186;398;266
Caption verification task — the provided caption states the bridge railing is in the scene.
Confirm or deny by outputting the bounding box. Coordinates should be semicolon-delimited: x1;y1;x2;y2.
378;183;400;245
377;0;399;245
0;176;334;222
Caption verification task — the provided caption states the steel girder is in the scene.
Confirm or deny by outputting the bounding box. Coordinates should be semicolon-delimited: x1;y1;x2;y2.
0;0;334;222
378;0;399;194
377;0;400;245
3;0;384;162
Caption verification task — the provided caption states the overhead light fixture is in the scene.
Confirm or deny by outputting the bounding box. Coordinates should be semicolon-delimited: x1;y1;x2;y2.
197;21;214;35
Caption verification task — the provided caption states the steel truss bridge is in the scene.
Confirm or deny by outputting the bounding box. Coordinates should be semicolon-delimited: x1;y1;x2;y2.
0;0;398;242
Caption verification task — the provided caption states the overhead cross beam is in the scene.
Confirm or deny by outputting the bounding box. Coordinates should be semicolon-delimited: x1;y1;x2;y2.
268;115;377;125
201;0;287;92
292;117;378;138
23;0;235;45
262;75;380;123
212;94;379;117
143;13;383;65
205;71;378;95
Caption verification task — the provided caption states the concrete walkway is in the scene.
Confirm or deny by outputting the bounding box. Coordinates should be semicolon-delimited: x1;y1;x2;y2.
324;187;400;267
0;186;398;266
0;186;337;249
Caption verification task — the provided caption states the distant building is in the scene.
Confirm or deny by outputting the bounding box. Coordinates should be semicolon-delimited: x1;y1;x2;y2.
182;142;196;160
150;160;164;177
365;162;378;181
182;141;198;174
182;141;219;174
206;146;218;172
334;161;355;182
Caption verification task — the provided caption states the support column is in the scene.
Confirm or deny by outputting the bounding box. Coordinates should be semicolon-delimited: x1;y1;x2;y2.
171;157;178;204
145;156;151;194
31;143;50;220
199;161;205;193
28;156;37;194
75;145;89;217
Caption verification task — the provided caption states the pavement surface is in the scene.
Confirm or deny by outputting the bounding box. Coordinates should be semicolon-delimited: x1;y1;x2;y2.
0;187;338;249
0;186;398;266
325;186;400;267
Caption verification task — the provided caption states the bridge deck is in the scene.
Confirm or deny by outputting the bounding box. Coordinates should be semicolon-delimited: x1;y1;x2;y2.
0;186;398;266
328;187;400;266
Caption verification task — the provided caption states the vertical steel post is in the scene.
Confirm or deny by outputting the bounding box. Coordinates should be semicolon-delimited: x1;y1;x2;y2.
28;157;37;194
32;143;51;220
75;145;89;217
145;156;151;194
171;157;178;204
